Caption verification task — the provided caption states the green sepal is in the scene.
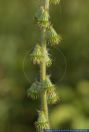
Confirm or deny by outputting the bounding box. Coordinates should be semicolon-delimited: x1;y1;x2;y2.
35;7;49;28
46;25;61;45
35;111;49;130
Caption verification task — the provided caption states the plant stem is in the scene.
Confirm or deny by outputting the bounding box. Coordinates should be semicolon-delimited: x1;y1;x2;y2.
40;29;48;118
40;29;49;129
40;0;50;131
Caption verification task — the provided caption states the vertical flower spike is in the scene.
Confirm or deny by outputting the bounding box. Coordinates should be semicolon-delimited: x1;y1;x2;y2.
30;44;43;64
46;25;61;46
35;6;49;28
27;0;62;130
50;0;60;4
27;81;41;100
35;111;49;130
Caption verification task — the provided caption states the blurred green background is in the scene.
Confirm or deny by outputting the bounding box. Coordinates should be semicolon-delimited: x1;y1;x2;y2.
0;0;89;132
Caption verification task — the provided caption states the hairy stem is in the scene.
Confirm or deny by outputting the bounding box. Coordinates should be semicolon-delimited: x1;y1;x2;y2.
40;0;50;131
40;29;48;117
40;29;50;131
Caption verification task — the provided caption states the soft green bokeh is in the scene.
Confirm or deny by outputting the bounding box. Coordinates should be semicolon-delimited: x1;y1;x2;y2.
0;0;89;132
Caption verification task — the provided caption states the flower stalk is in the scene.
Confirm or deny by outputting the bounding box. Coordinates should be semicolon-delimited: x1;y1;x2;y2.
27;0;61;131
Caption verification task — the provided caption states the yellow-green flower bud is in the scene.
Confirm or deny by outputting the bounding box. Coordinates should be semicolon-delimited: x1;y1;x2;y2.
35;7;49;28
31;45;52;66
50;0;60;4
47;89;58;104
41;75;55;92
44;49;52;66
46;55;52;66
31;45;43;64
35;111;49;130
27;81;41;100
46;25;61;45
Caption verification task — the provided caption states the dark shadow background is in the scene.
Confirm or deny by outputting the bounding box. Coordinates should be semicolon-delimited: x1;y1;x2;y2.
0;0;89;132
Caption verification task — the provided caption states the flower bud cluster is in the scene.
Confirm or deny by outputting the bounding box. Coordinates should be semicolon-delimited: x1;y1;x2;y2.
31;45;43;64
35;7;49;28
27;75;58;104
41;75;55;92
46;25;61;45
47;88;58;104
35;111;49;130
27;81;41;100
41;76;58;104
31;44;52;66
35;6;61;46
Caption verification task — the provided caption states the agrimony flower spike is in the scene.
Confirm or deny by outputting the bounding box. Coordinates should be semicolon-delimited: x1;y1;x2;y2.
50;0;60;5
35;6;49;28
46;25;61;46
27;81;41;100
35;111;49;130
31;44;43;64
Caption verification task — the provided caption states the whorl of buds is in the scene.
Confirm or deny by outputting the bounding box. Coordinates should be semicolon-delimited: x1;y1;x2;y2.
27;81;41;100
44;48;52;66
35;7;49;28
35;111;49;130
47;89;58;104
31;44;43;64
41;75;55;92
31;44;52;66
50;0;60;5
46;25;61;46
46;55;52;66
